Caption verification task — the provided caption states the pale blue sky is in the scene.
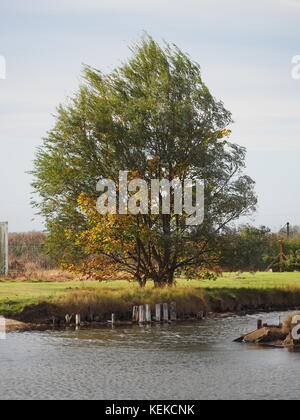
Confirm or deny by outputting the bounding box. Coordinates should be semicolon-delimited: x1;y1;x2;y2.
0;0;300;232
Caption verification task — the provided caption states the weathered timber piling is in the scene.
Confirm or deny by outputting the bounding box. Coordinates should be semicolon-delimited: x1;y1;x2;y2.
145;304;151;323
170;302;177;321
0;222;8;276
52;317;61;327
197;311;204;320
257;319;262;330
89;307;94;322
132;306;139;322
132;302;178;324
75;314;81;327
65;314;71;326
155;304;162;322
138;305;145;323
163;303;169;322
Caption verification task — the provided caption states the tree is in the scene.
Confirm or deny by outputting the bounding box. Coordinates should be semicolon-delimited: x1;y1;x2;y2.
32;36;257;287
218;225;278;271
276;234;300;272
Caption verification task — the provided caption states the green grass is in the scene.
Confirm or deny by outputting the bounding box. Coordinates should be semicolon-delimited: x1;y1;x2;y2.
1;272;300;319
190;272;300;289
0;280;98;315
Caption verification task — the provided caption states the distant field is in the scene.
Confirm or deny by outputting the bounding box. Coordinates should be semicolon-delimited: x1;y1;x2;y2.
190;272;300;289
1;272;300;317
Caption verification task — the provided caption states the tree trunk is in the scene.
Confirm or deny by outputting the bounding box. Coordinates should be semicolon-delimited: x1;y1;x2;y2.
153;269;175;288
135;274;147;288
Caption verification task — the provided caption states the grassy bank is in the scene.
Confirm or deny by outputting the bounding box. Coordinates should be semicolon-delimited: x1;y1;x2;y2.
1;272;300;322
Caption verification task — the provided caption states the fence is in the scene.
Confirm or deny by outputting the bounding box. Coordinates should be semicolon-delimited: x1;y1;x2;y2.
0;222;8;275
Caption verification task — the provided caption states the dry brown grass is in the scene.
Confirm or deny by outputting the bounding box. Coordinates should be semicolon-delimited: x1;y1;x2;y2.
52;286;209;321
5;267;76;282
8;232;53;271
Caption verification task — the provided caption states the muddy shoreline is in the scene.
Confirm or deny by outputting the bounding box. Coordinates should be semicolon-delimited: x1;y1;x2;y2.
4;305;300;333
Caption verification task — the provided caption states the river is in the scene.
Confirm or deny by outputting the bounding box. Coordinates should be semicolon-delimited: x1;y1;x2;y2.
0;311;299;400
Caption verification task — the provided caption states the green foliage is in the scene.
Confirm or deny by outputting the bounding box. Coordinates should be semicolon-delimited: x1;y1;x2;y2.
273;234;300;272
218;225;278;271
218;225;300;272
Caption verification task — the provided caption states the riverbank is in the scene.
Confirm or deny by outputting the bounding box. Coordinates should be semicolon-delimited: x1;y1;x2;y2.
4;319;38;332
1;272;300;327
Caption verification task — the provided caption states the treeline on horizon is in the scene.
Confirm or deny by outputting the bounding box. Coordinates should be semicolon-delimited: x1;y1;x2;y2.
8;224;300;275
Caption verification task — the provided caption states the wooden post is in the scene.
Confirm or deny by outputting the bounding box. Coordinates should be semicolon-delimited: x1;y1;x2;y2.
145;304;151;323
65;314;71;326
155;304;162;322
52;317;61;327
111;313;115;325
138;305;145;323
163;303;169;322
197;311;204;320
170;302;177;321
132;306;139;322
89;307;94;322
75;314;81;327
257;319;262;330
0;222;8;276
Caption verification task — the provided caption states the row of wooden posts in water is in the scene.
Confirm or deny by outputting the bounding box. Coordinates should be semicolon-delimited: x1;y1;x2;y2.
53;313;82;327
57;302;178;328
132;302;177;323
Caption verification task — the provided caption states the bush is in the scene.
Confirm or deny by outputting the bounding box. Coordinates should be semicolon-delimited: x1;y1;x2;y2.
8;232;55;272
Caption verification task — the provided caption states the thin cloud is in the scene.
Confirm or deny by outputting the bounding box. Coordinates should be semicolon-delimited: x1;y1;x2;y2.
0;0;297;14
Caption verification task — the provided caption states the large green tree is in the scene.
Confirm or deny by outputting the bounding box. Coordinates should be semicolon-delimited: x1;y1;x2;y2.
32;36;257;286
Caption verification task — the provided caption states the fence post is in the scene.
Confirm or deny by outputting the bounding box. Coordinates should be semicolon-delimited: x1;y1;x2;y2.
65;314;71;326
75;314;81;327
132;306;139;322
145;304;151;323
170;302;177;321
89;307;94;322
0;222;8;276
155;304;162;322
163;303;169;322
138;305;145;323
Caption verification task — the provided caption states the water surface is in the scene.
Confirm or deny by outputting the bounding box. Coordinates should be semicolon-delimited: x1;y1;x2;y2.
0;311;299;400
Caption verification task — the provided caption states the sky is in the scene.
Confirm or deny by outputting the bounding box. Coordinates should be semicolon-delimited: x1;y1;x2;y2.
0;0;300;232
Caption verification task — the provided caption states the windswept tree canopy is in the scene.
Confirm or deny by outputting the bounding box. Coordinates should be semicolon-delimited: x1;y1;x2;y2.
32;36;257;286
